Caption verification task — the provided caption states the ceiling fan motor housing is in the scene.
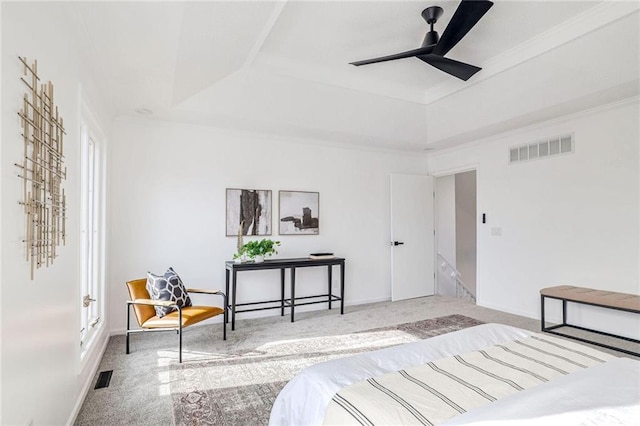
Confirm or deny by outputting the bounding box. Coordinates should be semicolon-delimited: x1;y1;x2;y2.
422;31;439;47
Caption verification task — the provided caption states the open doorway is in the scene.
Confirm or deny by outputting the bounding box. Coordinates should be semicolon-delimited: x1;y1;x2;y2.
435;170;477;302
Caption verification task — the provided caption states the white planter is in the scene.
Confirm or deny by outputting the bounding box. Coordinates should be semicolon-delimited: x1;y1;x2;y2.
254;255;264;263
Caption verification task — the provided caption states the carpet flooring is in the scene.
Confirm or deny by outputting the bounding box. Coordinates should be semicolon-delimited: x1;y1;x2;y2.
171;314;483;425
75;295;637;425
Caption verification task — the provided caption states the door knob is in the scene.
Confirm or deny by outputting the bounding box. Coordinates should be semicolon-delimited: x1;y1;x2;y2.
392;241;405;246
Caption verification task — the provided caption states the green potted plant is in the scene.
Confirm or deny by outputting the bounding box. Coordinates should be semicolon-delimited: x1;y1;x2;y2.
235;239;280;263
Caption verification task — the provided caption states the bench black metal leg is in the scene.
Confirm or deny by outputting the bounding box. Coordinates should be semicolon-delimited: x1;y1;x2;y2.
540;295;546;331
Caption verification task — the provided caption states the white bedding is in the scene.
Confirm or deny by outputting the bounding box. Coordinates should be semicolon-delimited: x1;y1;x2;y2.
269;323;640;426
442;357;640;425
323;333;617;425
268;323;533;426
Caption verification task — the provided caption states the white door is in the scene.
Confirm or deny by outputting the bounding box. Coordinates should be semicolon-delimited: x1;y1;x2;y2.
390;174;435;301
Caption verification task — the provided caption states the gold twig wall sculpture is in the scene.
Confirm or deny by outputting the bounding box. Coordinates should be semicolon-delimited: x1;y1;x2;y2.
15;56;67;279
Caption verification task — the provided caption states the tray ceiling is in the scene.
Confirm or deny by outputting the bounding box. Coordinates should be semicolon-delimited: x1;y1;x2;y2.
70;1;639;151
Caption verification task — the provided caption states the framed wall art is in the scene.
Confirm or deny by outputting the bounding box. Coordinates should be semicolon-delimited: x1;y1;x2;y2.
279;190;319;235
16;57;67;279
226;188;272;236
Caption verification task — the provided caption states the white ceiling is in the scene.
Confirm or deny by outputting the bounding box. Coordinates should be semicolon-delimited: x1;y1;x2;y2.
70;1;639;152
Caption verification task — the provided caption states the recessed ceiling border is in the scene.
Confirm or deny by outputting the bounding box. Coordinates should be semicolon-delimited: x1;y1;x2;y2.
424;1;640;105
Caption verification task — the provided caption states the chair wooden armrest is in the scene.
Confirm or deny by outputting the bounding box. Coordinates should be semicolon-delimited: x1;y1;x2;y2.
128;298;177;308
186;288;223;295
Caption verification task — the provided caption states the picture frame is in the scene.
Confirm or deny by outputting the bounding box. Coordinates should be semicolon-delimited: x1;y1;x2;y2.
279;190;319;235
226;188;272;236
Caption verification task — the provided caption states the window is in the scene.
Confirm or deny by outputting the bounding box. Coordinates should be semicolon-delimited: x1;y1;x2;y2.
80;120;105;356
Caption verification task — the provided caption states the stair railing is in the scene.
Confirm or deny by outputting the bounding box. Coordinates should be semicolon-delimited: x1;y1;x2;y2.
436;252;476;302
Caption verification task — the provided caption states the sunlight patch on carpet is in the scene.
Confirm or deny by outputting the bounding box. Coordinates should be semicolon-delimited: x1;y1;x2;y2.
171;314;483;425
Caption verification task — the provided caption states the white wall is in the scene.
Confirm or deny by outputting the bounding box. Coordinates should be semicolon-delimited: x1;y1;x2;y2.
108;118;428;333
435;175;456;296
1;3;112;424
428;100;640;338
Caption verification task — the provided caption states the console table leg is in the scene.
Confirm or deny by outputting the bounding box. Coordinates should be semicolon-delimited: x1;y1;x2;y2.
340;263;345;315
232;270;237;331
328;265;333;310
225;269;230;324
291;267;296;322
280;268;285;317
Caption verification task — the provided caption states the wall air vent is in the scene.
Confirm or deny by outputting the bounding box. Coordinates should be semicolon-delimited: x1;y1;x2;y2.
509;134;574;164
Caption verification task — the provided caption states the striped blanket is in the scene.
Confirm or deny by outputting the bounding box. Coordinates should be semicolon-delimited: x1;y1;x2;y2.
323;333;615;425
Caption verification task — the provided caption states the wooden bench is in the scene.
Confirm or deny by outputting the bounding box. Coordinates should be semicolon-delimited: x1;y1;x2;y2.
540;285;640;357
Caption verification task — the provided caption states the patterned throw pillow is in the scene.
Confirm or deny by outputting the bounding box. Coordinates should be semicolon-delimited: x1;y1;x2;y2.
146;267;193;318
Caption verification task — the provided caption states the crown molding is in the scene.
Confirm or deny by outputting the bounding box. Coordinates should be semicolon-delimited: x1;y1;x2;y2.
424;1;640;105
115;114;429;156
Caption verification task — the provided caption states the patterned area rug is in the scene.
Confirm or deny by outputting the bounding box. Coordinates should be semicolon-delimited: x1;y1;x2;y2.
171;314;483;425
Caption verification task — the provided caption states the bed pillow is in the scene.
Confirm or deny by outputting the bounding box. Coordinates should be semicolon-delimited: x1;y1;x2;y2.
146;267;192;318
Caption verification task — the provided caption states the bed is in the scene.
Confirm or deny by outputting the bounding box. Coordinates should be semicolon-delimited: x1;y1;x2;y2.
269;323;640;425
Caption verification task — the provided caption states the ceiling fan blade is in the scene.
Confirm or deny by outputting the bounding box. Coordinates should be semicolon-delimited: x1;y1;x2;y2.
350;46;434;66
433;0;493;57
417;54;481;81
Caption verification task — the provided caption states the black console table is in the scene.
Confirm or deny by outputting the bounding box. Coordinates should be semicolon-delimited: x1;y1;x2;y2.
224;257;345;330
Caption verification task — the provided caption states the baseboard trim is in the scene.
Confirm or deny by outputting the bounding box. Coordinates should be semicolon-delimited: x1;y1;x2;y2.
66;328;110;426
345;296;390;306
476;301;540;322
111;327;127;336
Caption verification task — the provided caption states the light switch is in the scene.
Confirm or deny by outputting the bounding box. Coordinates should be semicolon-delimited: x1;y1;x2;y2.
491;227;502;236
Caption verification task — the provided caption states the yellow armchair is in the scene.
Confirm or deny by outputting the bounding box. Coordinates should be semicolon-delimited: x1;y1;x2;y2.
125;278;227;363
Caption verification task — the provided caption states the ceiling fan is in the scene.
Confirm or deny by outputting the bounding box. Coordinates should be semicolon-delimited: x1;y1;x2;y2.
350;0;494;81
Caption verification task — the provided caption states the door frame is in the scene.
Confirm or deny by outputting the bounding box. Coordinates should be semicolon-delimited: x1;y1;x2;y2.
431;164;479;301
430;163;478;178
